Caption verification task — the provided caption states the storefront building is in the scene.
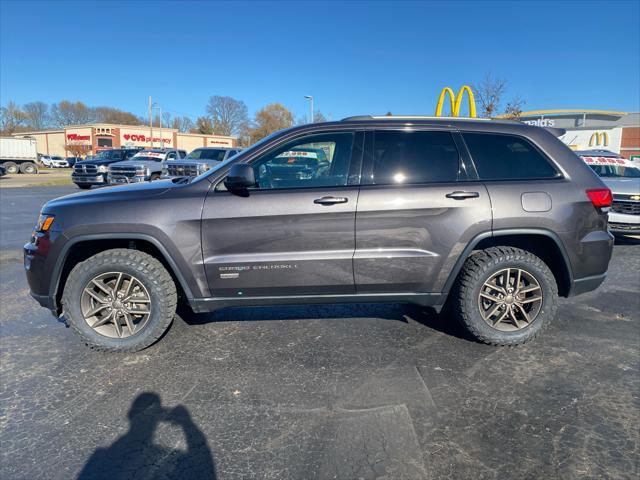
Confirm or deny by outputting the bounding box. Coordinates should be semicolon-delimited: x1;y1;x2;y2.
514;110;640;161
14;124;237;157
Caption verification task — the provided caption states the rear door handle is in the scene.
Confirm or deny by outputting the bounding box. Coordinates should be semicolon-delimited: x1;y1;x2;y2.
446;191;480;200
314;196;348;205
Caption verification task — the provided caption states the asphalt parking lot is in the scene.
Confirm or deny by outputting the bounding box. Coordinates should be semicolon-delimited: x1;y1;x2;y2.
1;185;638;480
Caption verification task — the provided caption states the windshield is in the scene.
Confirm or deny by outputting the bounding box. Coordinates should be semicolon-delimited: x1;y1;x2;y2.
95;150;120;160
589;164;640;178
581;155;640;178
186;149;227;161
130;155;163;163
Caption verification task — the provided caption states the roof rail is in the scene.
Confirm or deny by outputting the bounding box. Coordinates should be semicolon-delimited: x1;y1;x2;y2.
340;115;494;122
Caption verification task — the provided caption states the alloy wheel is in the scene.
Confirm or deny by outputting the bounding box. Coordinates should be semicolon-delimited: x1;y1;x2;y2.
477;267;543;332
81;272;152;338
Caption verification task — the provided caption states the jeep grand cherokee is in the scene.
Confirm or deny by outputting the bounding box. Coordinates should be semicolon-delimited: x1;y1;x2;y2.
25;116;614;352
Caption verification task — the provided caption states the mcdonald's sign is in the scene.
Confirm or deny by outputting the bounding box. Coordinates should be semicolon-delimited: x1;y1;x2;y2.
589;132;609;147
435;85;477;118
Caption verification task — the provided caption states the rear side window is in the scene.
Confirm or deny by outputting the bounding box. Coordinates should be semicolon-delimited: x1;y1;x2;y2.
368;130;460;185
463;132;558;180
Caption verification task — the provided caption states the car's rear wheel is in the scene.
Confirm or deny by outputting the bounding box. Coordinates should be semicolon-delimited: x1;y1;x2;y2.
451;246;558;346
150;173;161;181
3;162;19;174
62;249;177;352
19;162;38;174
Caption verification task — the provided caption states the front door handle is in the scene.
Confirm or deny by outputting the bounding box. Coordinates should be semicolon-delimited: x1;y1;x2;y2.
446;191;480;200
314;196;348;205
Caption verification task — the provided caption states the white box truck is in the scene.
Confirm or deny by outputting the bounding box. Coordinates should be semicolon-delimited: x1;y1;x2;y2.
0;137;39;174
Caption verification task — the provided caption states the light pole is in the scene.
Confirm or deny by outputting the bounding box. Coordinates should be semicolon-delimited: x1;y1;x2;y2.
150;102;162;148
304;95;314;123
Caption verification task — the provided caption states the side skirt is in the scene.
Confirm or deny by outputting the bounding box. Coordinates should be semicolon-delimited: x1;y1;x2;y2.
189;292;446;313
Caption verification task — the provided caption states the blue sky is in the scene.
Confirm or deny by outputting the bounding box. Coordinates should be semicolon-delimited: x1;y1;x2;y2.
1;0;639;122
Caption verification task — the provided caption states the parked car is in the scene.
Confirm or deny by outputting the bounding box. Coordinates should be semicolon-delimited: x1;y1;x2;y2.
39;155;53;167
162;147;241;178
576;149;640;235
65;157;83;167
50;156;69;168
71;148;141;189
0;137;39;174
25;116;614;352
108;149;186;185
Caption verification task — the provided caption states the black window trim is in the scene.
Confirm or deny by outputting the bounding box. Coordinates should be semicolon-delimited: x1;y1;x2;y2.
459;130;564;182
214;130;365;193
361;128;469;187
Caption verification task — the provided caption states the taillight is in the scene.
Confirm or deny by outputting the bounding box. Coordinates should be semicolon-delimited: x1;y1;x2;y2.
586;188;612;209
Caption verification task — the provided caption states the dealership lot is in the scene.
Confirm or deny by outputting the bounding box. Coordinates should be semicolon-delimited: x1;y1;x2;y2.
0;186;638;479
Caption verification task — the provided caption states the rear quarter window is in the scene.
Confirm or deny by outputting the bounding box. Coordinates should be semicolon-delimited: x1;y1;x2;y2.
463;132;559;181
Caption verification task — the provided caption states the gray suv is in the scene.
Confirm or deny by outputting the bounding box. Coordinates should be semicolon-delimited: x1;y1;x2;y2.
24;116;614;352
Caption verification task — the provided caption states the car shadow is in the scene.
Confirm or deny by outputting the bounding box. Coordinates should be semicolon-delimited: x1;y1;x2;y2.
77;392;216;480
177;302;474;342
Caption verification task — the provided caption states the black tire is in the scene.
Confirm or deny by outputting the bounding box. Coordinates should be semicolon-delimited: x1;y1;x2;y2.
451;246;558;346
149;173;161;181
3;162;19;174
19;162;38;174
62;249;177;352
77;184;92;189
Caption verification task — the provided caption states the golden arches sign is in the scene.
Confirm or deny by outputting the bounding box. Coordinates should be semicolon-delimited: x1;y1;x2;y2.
435;85;477;118
589;132;609;147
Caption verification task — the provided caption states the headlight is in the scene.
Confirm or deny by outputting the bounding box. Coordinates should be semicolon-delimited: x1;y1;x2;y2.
36;213;55;232
98;165;108;173
197;163;211;174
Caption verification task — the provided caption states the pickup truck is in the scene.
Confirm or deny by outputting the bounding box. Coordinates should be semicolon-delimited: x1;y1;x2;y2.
162;147;241;178
71;148;142;189
108;149;186;185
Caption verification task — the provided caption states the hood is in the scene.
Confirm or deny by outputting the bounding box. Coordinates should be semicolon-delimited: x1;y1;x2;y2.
76;158;122;166
168;159;221;166
600;177;640;196
109;159;160;168
43;179;175;212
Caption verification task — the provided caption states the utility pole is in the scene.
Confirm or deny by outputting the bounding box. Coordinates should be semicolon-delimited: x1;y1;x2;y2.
304;95;314;123
159;106;162;146
148;96;153;149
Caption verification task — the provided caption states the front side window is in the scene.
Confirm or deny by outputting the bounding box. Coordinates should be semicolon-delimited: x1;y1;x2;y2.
250;132;355;190
463;132;559;180
366;130;460;185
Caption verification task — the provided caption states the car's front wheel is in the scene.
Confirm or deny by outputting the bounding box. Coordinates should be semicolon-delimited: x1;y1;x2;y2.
451;246;558;346
76;184;92;189
62;249;177;352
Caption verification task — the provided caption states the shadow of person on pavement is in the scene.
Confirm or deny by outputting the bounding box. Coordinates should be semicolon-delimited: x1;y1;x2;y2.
77;392;216;480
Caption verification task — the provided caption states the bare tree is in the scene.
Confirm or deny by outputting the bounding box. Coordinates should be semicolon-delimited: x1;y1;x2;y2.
473;73;508;118
503;95;526;119
171;116;195;133
50;101;95;126
296;110;327;125
195;116;214;135
93;106;141;125
162;111;172;129
64;143;91;157
23;101;49;130
205;96;248;136
248;103;293;144
0;101;27;134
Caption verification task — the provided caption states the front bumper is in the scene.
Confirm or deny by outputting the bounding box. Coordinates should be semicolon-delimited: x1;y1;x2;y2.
24;238;58;314
71;173;107;185
608;211;640;235
108;174;146;185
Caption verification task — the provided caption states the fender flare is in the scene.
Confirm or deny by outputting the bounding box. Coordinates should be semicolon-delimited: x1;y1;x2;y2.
441;228;573;295
50;233;196;302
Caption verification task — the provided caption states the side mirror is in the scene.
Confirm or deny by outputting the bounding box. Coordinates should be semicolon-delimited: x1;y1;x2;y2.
224;163;255;191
